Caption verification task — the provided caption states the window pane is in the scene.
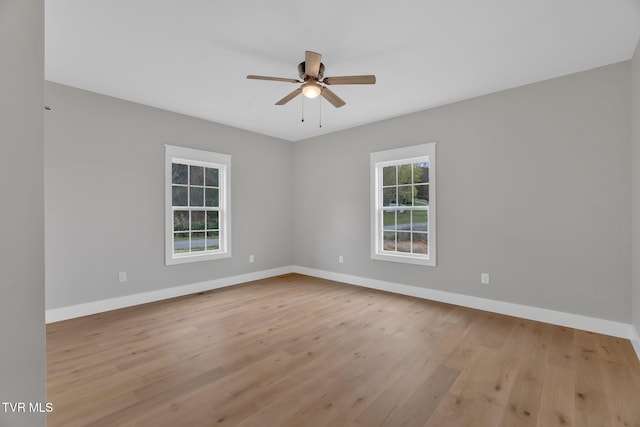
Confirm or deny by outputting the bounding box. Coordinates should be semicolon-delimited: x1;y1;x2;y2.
383;187;396;207
383;210;396;230
398;164;412;185
205;188;219;207
191;232;205;251
172;186;188;206
172;163;188;185
190;187;204;206
191;211;205;230
412;210;428;232
383;231;396;251
206;211;219;230
412;233;428;254
414;162;429;183
398;186;413;206
190;165;204;186
414;184;429;206
174;232;189;253
397;210;411;230
205;167;219;187
207;231;219;250
397;232;411;252
382;166;396;186
173;211;189;231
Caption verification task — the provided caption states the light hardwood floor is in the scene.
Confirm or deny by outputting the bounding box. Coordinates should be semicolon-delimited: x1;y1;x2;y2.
46;274;640;426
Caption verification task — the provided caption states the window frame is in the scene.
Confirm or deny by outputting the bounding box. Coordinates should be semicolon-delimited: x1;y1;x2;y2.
370;143;436;266
165;145;231;265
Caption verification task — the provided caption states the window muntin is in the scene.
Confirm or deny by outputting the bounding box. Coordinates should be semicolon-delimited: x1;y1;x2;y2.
171;162;221;254
165;145;231;265
380;161;429;255
371;143;436;266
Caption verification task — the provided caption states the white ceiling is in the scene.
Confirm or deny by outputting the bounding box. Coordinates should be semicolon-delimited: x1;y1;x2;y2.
45;1;640;142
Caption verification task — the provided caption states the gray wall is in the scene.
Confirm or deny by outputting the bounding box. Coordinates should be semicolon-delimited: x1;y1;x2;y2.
46;60;634;326
0;0;46;426
293;62;632;323
632;39;640;334
45;82;292;310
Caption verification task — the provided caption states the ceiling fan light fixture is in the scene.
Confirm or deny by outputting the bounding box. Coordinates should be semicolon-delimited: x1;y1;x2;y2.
301;81;321;99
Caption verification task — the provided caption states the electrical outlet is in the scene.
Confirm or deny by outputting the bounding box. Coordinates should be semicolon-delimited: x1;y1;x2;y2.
249;254;255;263
118;272;127;283
480;273;490;285
338;255;344;264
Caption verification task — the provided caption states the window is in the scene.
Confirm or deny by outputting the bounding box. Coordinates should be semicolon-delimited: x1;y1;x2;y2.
370;143;436;266
165;145;231;265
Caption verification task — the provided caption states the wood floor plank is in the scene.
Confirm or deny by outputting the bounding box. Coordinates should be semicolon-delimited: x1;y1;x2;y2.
574;345;612;427
600;359;640;426
498;324;548;426
46;273;640;426
376;363;459;427
424;346;521;427
536;364;575;427
353;351;442;426
276;339;410;426
546;325;575;370
51;392;140;427
234;336;397;426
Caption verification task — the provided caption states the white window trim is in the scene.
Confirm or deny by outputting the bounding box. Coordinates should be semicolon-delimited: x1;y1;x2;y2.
165;145;232;265
370;142;436;266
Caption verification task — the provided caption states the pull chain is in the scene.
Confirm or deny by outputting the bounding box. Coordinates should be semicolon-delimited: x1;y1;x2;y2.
319;96;322;128
301;95;305;123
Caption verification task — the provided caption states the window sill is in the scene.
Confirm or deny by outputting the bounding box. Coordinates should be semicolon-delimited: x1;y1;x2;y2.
166;251;231;266
371;252;436;267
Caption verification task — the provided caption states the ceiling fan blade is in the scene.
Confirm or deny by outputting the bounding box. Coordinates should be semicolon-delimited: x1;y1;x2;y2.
320;86;346;108
305;51;322;79
247;75;301;83
323;75;376;85
275;88;302;105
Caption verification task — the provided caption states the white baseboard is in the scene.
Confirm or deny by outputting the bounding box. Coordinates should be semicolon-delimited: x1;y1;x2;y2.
292;265;637;342
45;266;293;323
46;263;640;362
631;326;640;361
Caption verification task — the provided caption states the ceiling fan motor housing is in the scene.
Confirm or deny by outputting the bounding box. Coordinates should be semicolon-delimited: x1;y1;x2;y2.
298;62;325;80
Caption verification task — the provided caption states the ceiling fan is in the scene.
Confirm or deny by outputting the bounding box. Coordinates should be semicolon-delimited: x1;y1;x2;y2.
247;51;376;108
